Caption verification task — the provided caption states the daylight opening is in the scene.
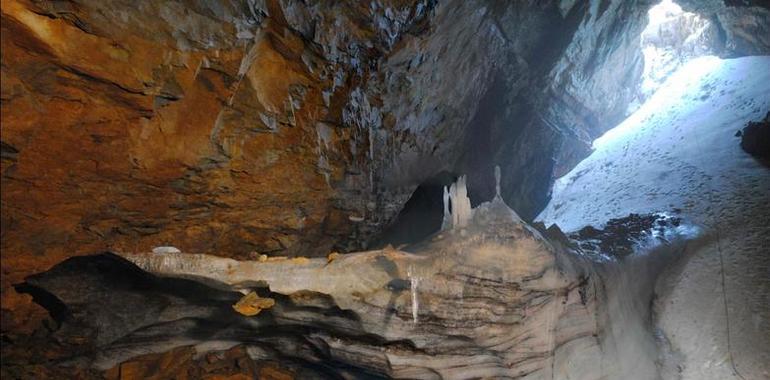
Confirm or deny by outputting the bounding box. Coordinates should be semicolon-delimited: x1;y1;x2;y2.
637;0;717;102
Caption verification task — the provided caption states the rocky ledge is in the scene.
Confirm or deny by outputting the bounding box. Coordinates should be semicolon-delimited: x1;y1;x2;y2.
10;186;699;379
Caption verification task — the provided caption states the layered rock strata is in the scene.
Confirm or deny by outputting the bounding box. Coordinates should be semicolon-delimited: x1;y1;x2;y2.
13;193;697;379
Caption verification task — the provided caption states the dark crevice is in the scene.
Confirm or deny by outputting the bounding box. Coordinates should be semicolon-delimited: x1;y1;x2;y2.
372;171;456;248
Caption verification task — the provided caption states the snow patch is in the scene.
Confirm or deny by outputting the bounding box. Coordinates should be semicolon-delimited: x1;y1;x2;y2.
539;55;770;231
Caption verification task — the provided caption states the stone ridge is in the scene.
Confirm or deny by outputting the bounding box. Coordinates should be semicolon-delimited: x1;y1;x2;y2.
18;201;600;378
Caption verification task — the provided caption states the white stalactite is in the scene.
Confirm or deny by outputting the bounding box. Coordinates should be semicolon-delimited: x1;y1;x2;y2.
447;175;472;229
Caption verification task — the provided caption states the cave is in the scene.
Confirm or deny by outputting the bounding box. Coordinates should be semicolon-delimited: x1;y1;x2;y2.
372;171;456;248
1;0;769;379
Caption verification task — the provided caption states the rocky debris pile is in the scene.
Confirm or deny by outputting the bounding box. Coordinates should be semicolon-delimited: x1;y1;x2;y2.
738;111;770;161
567;213;683;259
102;345;291;380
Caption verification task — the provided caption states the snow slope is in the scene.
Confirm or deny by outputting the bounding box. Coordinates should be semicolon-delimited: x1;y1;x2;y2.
538;56;770;380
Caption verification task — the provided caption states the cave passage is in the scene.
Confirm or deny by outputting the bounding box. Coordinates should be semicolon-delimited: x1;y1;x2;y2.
636;0;716;103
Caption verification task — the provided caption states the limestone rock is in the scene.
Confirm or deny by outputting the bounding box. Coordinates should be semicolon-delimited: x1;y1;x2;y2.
14;190;703;379
14;198;592;378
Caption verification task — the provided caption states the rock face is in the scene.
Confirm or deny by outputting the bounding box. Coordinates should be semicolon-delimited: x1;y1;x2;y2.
677;0;770;56
636;0;720;102
9;190;701;379
568;213;684;259
739;112;770;161
11;196;697;379
2;0;769;339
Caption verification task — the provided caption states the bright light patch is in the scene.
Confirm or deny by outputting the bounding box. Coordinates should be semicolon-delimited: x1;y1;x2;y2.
595;55;722;150
637;0;716;102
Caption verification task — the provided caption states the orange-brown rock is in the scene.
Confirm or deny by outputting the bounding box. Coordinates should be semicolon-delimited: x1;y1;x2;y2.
102;345;274;380
232;291;275;316
1;0;411;332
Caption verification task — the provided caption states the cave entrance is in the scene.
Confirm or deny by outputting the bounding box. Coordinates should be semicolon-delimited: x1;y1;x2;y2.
635;0;717;105
372;172;456;248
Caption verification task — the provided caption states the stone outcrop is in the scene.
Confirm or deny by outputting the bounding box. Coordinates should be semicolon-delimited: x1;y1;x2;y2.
739;111;770;161
9;193;698;379
13;201;597;378
677;0;770;56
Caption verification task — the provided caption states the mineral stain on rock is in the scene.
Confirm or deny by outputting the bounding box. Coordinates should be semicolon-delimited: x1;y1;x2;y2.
232;291;275;316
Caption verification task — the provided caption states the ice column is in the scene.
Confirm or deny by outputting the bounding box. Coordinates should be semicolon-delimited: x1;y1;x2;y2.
442;175;473;229
442;186;451;230
450;175;472;228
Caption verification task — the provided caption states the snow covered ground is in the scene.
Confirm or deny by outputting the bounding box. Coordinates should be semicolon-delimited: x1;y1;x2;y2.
538;56;770;380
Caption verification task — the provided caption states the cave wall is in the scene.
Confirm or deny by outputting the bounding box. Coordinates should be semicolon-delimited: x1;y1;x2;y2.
677;0;770;56
1;0;768;332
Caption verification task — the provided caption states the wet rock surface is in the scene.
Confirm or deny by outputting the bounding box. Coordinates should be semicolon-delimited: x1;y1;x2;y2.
739;112;770;161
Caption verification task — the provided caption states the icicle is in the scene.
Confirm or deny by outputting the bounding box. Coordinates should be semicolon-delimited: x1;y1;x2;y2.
408;267;420;324
442;185;451;229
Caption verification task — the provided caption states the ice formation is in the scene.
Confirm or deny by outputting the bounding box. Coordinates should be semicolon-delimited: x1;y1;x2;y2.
151;246;181;254
442;175;473;229
442;168;524;230
441;185;451;229
408;266;420;324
